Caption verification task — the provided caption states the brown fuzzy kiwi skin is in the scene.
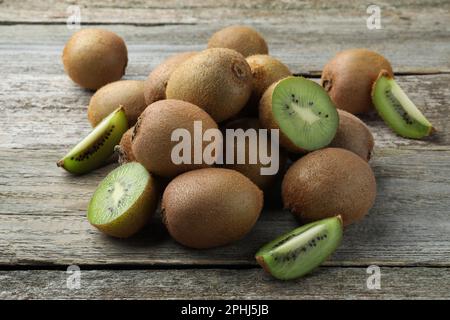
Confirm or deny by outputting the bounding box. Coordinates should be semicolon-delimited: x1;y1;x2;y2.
259;80;306;154
207;25;268;57
329;109;375;161
282;148;376;226
88;80;145;127
115;127;135;164
321;48;393;114
221;117;287;189
131;99;218;178
165;48;253;123
92;173;158;238
143;52;197;106
161;168;263;249
62;29;128;90
245;54;292;113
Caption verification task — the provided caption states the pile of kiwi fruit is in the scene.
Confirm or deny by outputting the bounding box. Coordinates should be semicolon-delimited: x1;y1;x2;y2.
59;25;435;281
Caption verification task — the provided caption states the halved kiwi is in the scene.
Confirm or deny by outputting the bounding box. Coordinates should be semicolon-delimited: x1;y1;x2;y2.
256;216;343;280
372;70;435;139
88;162;158;238
57;107;128;174
259;77;339;153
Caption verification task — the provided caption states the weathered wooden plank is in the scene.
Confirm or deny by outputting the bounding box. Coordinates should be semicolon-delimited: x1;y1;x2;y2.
1;267;449;299
0;22;449;74
1;149;449;266
1;0;449;26
1;73;448;150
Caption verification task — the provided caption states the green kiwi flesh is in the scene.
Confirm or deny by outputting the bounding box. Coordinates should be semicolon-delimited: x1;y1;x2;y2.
272;77;339;151
88;162;157;238
255;216;343;280
57;107;128;174
372;70;434;139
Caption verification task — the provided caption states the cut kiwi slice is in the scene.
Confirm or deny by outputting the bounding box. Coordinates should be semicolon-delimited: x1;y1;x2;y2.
272;77;339;151
255;216;343;280
57;107;128;174
88;162;158;238
372;70;434;139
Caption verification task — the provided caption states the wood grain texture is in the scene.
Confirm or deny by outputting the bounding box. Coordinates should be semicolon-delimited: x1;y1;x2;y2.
1;148;449;266
0;19;449;75
1;267;449;299
0;0;449;299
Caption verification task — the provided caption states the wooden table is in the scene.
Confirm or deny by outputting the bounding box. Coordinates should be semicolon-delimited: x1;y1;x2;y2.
1;0;449;299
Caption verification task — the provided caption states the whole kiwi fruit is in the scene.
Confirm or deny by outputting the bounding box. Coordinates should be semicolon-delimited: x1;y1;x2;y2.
221;117;287;189
166;48;253;122
282;148;376;226
62;29;128;90
162;168;263;249
116;127;135;164
143;51;197;106
88;80;146;127
321;48;393;114
329;109;375;161
207;25;268;57
131;99;218;177
245;54;292;112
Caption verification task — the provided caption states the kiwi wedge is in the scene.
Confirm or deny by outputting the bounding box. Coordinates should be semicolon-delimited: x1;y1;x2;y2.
57;107;128;174
259;77;339;153
88;162;158;238
256;216;343;280
372;70;434;139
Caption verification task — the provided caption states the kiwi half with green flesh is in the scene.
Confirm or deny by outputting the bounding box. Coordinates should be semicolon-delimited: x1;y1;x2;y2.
256;216;343;280
329;109;374;161
88;162;158;238
57;107;128;174
259;77;339;153
372;70;434;139
88;80;146;127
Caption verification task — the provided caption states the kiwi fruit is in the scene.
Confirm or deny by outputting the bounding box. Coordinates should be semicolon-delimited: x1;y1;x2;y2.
62;29;128;90
321;48;393;114
207;25;268;57
372;70;435;139
256;216;343;280
165;48;253;122
259;76;339;153
245;54;292;112
115;127;135;164
87;162;158;238
88;80;146;127
58;107;128;174
161;168;263;249
282;148;376;226
143;51;197;106
131;99;218;177
329;109;374;161
221;117;287;189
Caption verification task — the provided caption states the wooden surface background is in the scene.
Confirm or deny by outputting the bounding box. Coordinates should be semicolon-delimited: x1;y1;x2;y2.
0;0;449;299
